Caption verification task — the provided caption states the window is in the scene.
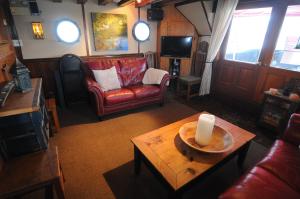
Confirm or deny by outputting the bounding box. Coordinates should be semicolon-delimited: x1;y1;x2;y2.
132;21;150;42
225;8;272;63
56;20;80;43
271;5;300;72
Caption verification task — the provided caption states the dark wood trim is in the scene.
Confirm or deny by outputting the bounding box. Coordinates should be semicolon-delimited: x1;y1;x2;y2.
118;0;134;7
200;0;212;33
77;0;87;4
81;3;90;56
236;0;300;10
23;53;145;62
174;0;201;7
259;3;287;66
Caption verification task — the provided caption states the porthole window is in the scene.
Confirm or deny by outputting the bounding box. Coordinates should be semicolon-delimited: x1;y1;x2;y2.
132;21;150;42
56;20;80;43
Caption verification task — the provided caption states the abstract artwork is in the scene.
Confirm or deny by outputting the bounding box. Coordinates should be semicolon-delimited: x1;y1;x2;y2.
91;13;128;51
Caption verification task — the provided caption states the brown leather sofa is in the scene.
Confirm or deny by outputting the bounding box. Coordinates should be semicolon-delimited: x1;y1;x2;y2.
83;56;170;118
219;113;300;199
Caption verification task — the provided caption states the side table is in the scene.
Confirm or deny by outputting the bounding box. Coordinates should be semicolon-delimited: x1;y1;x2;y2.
259;91;300;136
0;146;65;199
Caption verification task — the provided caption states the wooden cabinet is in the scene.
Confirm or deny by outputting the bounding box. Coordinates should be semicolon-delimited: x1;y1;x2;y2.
259;91;300;135
0;78;49;159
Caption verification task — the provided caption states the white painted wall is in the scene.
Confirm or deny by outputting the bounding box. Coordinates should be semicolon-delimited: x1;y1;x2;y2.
85;0;157;55
12;0;157;59
177;1;214;36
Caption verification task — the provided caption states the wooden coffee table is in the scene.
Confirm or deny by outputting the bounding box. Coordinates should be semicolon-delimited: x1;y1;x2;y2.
131;113;255;198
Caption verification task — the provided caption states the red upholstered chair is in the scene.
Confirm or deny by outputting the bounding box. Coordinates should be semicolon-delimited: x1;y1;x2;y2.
219;113;300;199
83;57;170;119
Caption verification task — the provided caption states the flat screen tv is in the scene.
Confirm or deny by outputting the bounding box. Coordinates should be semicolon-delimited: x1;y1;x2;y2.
160;36;193;58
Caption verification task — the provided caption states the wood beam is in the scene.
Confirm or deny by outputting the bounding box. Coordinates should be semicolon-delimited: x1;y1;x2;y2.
175;0;201;7
118;0;135;7
98;0;114;5
200;0;212;32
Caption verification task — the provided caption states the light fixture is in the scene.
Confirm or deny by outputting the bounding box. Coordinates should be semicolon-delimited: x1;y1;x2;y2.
56;20;80;43
132;21;150;42
296;37;300;49
32;22;44;39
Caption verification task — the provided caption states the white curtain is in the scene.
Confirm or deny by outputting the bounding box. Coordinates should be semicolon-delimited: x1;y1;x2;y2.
199;0;239;96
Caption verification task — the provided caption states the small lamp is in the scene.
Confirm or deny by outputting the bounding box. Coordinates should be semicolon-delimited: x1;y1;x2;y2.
295;37;300;49
32;22;44;39
10;58;32;93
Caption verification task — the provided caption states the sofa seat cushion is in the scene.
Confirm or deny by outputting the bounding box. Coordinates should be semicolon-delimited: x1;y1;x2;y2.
129;85;160;99
104;88;135;106
257;140;300;191
219;167;300;199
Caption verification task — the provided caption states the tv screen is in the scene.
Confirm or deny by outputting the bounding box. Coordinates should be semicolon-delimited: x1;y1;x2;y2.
161;36;193;58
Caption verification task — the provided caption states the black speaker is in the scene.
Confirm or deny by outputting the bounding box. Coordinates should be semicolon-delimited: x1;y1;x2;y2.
29;1;40;16
147;8;164;21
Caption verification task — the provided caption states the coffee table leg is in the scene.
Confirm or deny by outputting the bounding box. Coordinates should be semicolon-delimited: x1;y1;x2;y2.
237;142;251;169
45;184;53;199
134;146;141;176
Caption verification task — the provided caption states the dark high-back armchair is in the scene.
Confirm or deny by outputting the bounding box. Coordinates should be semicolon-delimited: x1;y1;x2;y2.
55;54;87;107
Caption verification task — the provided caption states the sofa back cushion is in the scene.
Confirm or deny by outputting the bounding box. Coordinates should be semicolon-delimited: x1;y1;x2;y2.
84;57;147;88
85;58;123;86
119;58;147;87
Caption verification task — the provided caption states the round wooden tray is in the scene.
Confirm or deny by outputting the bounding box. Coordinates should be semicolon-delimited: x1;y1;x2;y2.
178;121;234;153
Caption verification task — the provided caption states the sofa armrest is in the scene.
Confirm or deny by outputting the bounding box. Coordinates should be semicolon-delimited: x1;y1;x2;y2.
282;113;300;146
85;77;105;116
160;74;170;89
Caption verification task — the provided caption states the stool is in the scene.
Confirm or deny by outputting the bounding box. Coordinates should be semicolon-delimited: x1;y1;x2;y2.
46;98;60;131
0;146;65;199
177;76;201;100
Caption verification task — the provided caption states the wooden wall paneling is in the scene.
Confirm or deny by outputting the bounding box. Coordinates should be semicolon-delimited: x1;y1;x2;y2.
234;65;259;99
23;54;145;98
180;58;192;76
24;58;60;98
159;57;169;71
215;63;236;95
254;67;300;102
157;5;198;76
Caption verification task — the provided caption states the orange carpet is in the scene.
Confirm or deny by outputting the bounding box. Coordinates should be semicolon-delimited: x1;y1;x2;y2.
51;101;197;199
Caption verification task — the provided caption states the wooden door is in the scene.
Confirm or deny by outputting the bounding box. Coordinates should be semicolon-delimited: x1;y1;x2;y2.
214;0;300;104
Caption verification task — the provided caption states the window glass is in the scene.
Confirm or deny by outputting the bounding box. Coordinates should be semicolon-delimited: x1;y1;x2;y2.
133;21;150;42
225;8;272;63
56;20;80;43
271;5;300;72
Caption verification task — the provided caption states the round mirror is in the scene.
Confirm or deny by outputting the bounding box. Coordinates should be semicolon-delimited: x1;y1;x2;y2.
56;20;80;43
132;21;150;42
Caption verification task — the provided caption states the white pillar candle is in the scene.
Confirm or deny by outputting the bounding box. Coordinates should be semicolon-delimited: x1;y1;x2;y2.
195;114;215;146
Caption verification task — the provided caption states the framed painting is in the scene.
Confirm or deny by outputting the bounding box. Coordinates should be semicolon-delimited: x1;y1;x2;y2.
91;13;128;51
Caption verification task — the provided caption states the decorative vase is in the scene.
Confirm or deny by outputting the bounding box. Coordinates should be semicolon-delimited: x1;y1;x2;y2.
195;114;215;146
